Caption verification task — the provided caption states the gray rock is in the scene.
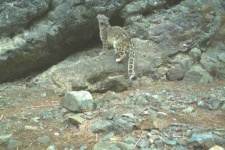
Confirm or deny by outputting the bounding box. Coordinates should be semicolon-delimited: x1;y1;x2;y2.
0;0;50;37
7;140;22;149
212;129;225;138
166;64;186;81
205;94;223;110
209;145;225;150
185;129;193;137
135;95;149;105
102;107;120;120
47;145;56;150
218;52;225;63
220;68;225;79
137;139;150;148
153;118;168;131
170;105;179;111
166;54;194;81
200;49;224;77
88;75;129;93
113;117;135;134
221;103;225;110
61;91;94;112
212;134;225;146
40;92;47;98
124;134;136;145
40;110;53;120
175;145;189;150
143;93;156;101
51;108;63;119
25;125;38;131
182;106;194;114
148;134;159;142
93;141;132;150
154;139;164;148
91;119;114;133
64;144;75;150
101;132;115;141
124;96;134;105
0;122;10;134
189;48;202;62
185;96;198;104
80;145;88;150
160;103;170;111
188;133;216;149
197;100;205;109
151;129;161;135
68;115;86;125
121;0;166;18
164;140;177;146
0;134;12;144
34;49;131;94
7;115;23;121
122;113;139;123
176;140;187;146
139;108;157;120
36;135;51;144
183;65;213;84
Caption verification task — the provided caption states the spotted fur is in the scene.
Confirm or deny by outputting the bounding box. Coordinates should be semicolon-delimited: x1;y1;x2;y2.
97;14;136;80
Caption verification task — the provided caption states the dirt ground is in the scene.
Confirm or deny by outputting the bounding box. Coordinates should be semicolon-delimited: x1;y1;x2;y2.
0;79;225;149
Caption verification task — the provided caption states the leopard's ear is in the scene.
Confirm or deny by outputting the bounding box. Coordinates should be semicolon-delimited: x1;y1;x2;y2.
97;14;102;18
105;15;109;20
97;14;109;20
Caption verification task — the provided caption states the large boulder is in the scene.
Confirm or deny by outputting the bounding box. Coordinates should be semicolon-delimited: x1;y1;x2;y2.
200;46;225;79
32;38;161;94
166;54;194;80
183;65;213;84
60;91;94;112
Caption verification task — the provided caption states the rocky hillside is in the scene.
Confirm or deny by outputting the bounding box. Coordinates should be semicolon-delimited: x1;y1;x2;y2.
0;79;225;149
0;0;225;149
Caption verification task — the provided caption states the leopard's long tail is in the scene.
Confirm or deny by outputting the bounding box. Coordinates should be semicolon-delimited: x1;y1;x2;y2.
128;40;136;80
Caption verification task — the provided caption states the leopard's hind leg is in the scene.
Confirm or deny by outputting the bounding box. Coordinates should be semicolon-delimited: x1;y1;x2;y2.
114;42;127;63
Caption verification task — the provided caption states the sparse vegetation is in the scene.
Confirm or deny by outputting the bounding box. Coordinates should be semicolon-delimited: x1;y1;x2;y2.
0;79;225;149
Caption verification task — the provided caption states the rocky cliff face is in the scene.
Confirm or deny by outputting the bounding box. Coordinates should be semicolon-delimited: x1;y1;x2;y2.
0;0;127;82
0;0;224;93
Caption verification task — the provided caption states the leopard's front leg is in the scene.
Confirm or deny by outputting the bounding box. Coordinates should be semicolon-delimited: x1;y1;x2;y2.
102;39;109;52
99;39;109;55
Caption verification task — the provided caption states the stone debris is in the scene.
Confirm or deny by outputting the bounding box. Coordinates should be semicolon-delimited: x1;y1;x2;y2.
60;91;94;112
